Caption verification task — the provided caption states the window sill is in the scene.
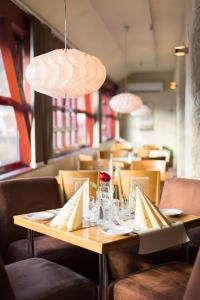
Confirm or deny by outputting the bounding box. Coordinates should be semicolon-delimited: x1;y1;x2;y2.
0;166;33;181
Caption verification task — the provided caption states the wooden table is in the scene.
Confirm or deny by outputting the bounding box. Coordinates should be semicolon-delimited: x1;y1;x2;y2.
14;213;200;300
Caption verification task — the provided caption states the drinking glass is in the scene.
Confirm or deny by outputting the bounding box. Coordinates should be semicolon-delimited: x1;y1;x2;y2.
118;195;131;220
96;181;112;225
87;196;99;224
112;198;120;220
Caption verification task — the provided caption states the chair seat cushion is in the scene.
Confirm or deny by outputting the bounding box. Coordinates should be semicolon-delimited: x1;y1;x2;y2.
6;235;98;281
108;244;185;280
6;258;97;300
109;262;191;300
187;227;200;246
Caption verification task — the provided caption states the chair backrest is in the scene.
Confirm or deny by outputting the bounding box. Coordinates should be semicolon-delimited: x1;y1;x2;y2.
78;154;94;161
59;170;99;201
118;170;160;205
130;160;166;173
142;145;160;150
98;150;129;159
0;256;15;300
111;143;132;151
79;159;129;172
141;156;166;161
0;177;61;258
79;159;109;171
183;249;200;300
159;178;200;215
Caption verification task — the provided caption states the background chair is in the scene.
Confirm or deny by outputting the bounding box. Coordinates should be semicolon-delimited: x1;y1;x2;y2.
141;156;166;160
118;170;161;206
1;256;97;300
79;159;109;171
111;142;132;151
59;170;99;200
159;178;200;249
79;159;128;171
130;159;166;173
98;150;130;159
78;154;94;161
0;177;98;281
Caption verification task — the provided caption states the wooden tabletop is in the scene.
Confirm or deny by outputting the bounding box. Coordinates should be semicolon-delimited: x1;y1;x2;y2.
14;213;200;254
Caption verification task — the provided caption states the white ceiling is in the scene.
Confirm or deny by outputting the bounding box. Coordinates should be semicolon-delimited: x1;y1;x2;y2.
14;0;185;82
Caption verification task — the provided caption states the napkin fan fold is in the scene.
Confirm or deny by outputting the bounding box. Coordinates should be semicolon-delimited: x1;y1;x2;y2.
51;185;84;231
134;186;171;230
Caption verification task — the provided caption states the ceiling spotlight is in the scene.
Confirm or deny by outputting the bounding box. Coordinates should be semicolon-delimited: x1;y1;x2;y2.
174;46;189;56
169;82;177;90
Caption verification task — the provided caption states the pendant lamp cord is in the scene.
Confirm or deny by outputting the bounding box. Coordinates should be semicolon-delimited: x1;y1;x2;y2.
124;25;129;92
64;0;67;50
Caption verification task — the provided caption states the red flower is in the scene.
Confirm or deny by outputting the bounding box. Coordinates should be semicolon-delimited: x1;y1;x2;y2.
99;172;111;182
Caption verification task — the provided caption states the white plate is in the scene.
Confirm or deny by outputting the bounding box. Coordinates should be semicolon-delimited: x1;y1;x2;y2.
102;225;133;236
48;208;61;214
160;208;183;217
27;212;55;221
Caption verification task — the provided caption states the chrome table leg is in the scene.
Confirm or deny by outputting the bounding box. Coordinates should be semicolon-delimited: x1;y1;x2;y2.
99;253;108;300
27;229;35;258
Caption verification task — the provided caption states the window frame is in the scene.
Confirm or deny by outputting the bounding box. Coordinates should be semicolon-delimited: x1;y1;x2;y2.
52;95;95;155
0;3;31;173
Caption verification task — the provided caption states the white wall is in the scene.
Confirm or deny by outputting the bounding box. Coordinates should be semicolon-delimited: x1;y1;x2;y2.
121;90;176;158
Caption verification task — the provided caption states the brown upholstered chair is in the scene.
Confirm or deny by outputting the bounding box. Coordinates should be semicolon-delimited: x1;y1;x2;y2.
109;248;200;300
159;178;200;247
0;177;98;281
1;256;97;300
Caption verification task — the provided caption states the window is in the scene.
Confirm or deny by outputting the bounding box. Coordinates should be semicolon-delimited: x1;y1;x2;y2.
0;50;10;97
52;95;95;154
101;92;117;142
0;16;31;173
0;105;20;167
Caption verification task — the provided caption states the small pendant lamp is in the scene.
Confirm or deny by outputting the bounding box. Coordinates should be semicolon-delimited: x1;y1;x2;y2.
110;25;143;113
131;104;152;117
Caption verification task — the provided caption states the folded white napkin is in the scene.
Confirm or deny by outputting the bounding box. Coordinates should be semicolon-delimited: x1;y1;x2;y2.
134;186;171;230
50;185;83;231
138;221;189;254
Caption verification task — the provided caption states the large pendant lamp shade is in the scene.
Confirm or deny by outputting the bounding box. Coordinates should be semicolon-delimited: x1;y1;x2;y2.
131;104;152;117
25;0;106;99
25;49;106;99
110;93;142;113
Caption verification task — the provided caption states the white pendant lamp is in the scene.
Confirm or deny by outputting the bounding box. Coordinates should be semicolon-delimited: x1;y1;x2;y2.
110;93;142;113
25;0;106;99
109;25;143;114
131;104;152;117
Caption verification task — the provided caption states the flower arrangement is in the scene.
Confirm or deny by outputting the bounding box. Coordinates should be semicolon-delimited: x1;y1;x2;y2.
89;172;111;190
